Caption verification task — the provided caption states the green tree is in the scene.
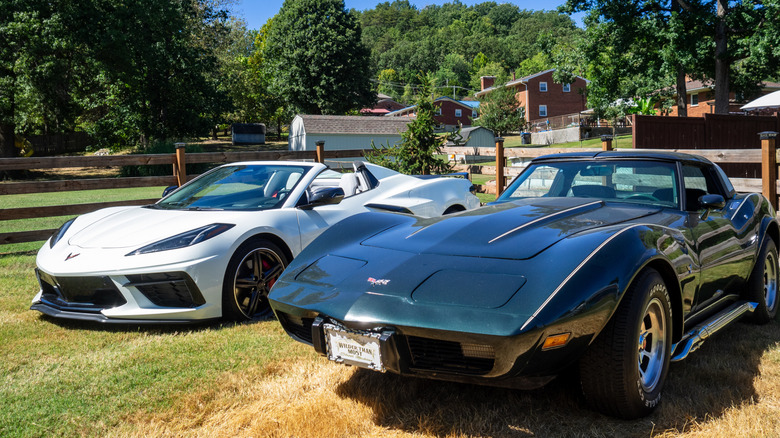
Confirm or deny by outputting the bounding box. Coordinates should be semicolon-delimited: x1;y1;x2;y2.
265;0;375;115
377;68;402;100
366;76;451;175
475;85;525;137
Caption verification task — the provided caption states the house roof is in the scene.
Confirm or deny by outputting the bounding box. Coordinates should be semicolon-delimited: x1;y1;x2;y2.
386;96;478;116
295;114;411;135
475;69;590;98
672;79;780;95
445;126;494;146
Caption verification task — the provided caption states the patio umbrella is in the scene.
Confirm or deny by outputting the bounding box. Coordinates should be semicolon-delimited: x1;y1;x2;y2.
741;89;780;111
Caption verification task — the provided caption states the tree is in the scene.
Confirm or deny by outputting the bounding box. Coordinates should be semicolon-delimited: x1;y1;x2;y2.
265;0;375;115
475;85;525;137
366;76;451;175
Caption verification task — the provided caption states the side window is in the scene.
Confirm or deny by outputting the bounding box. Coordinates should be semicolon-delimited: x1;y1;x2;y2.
682;164;724;211
539;82;548;92
539;105;548;117
455;109;462;117
562;83;571;92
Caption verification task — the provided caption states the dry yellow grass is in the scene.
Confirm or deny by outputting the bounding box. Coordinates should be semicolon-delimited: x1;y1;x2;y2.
108;320;779;438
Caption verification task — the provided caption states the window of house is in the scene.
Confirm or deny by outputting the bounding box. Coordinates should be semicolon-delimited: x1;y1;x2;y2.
435;107;442;116
472;110;478;118
455;109;462;117
563;83;571;92
539;105;548;117
540;82;548;92
691;94;699;106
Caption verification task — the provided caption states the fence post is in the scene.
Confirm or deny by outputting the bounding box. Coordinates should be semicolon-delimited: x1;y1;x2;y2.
174;142;187;186
601;135;613;151
495;137;505;198
761;131;778;210
315;141;325;164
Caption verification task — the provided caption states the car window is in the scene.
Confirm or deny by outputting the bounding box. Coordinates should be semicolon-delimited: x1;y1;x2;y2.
682;164;726;211
155;164;308;210
498;160;679;208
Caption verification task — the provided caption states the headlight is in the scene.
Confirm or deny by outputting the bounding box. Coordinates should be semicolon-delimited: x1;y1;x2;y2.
126;223;235;256
50;218;76;248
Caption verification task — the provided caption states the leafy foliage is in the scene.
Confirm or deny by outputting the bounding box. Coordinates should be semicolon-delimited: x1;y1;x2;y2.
475;86;525;137
265;0;375;115
366;76;451;175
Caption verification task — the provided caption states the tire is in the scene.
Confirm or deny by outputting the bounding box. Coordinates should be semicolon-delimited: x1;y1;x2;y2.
222;237;288;321
746;239;779;324
579;268;672;419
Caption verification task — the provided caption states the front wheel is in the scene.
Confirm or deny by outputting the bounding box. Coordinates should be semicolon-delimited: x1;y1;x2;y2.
746;239;779;324
579;268;672;419
222;237;288;321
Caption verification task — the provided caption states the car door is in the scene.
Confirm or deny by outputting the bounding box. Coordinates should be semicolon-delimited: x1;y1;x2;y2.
684;164;754;312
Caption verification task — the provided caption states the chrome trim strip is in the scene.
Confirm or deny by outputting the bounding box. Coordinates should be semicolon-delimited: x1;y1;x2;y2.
519;222;677;331
488;201;603;244
671;301;757;362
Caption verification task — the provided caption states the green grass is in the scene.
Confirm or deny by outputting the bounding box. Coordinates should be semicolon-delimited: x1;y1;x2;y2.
0;250;313;437
501;133;632;148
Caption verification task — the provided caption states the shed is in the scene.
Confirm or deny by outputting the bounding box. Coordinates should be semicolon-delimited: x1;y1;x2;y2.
445;126;495;149
289;115;412;151
232;123;266;145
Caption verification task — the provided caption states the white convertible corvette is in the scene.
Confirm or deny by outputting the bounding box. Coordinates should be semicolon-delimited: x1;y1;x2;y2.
32;161;480;323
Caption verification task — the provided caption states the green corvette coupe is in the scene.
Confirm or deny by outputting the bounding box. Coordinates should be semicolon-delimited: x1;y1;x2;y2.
269;151;779;419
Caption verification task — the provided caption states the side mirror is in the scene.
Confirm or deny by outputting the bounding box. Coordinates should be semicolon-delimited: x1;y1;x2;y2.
299;187;344;210
162;186;179;198
699;194;725;220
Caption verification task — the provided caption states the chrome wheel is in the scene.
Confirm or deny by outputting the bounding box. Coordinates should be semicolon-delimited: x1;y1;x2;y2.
232;247;285;319
763;250;778;313
638;296;666;392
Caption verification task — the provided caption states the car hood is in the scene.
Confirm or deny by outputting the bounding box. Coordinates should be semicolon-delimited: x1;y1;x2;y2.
67;206;242;250
361;197;661;260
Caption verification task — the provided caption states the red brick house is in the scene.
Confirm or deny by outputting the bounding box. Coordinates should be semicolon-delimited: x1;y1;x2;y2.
475;69;589;124
386;97;479;130
361;93;406;116
665;79;780;116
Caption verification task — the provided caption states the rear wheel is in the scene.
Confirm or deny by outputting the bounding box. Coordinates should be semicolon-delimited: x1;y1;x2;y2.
746;239;779;324
579;268;672;419
222;237;288;321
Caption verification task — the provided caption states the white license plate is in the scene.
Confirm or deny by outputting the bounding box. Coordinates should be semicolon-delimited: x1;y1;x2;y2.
324;324;384;372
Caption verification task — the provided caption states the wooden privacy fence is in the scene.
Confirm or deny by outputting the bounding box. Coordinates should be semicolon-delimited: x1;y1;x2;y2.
0;143;364;246
447;132;780;207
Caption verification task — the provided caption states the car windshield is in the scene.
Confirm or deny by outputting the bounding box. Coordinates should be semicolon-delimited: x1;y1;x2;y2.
154;164;309;211
497;160;680;209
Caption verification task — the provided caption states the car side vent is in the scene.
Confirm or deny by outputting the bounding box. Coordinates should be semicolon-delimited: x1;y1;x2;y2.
406;336;495;375
278;312;314;345
125;272;205;308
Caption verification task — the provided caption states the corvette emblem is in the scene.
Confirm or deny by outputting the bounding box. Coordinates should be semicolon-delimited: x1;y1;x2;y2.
65;253;80;261
367;277;390;286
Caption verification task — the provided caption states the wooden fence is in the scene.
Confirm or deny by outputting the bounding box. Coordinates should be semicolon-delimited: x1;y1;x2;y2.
0;143;363;245
3;136;780;247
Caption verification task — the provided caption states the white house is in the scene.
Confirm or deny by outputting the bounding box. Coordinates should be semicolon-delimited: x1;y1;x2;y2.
445;126;495;149
288;115;412;151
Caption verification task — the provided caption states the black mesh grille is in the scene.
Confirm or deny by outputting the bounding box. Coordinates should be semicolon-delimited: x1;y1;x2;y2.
278;312;314;344
37;271;126;312
125;272;205;308
406;336;495;375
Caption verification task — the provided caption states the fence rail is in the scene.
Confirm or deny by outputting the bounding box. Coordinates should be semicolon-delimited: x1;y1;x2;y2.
0;145;367;246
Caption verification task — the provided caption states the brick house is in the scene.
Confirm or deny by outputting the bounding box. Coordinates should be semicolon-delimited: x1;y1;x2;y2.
475;69;589;125
665;79;780;117
386;97;479;130
361;93;406;116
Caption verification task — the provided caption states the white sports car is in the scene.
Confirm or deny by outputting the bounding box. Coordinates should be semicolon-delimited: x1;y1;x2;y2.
32;161;480;323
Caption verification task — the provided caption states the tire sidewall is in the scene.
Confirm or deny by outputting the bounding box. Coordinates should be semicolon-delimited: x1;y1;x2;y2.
221;237;287;321
749;238;779;323
626;276;672;412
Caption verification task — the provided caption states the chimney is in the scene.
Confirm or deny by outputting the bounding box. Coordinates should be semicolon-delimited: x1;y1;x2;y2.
480;76;496;91
512;71;516;81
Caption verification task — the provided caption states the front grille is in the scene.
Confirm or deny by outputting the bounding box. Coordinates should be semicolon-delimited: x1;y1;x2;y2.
37;270;126;313
406;336;495;375
278;312;314;344
125;272;205;308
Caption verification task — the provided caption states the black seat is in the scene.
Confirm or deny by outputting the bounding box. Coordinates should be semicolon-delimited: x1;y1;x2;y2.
571;185;616;199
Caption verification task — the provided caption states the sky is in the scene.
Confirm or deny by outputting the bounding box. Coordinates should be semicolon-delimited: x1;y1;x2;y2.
233;0;585;31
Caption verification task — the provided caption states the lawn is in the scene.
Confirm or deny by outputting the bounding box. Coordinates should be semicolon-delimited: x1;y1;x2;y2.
1;174;779;437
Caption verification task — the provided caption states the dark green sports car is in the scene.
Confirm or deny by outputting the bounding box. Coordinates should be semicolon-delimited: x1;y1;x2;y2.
268;151;779;419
